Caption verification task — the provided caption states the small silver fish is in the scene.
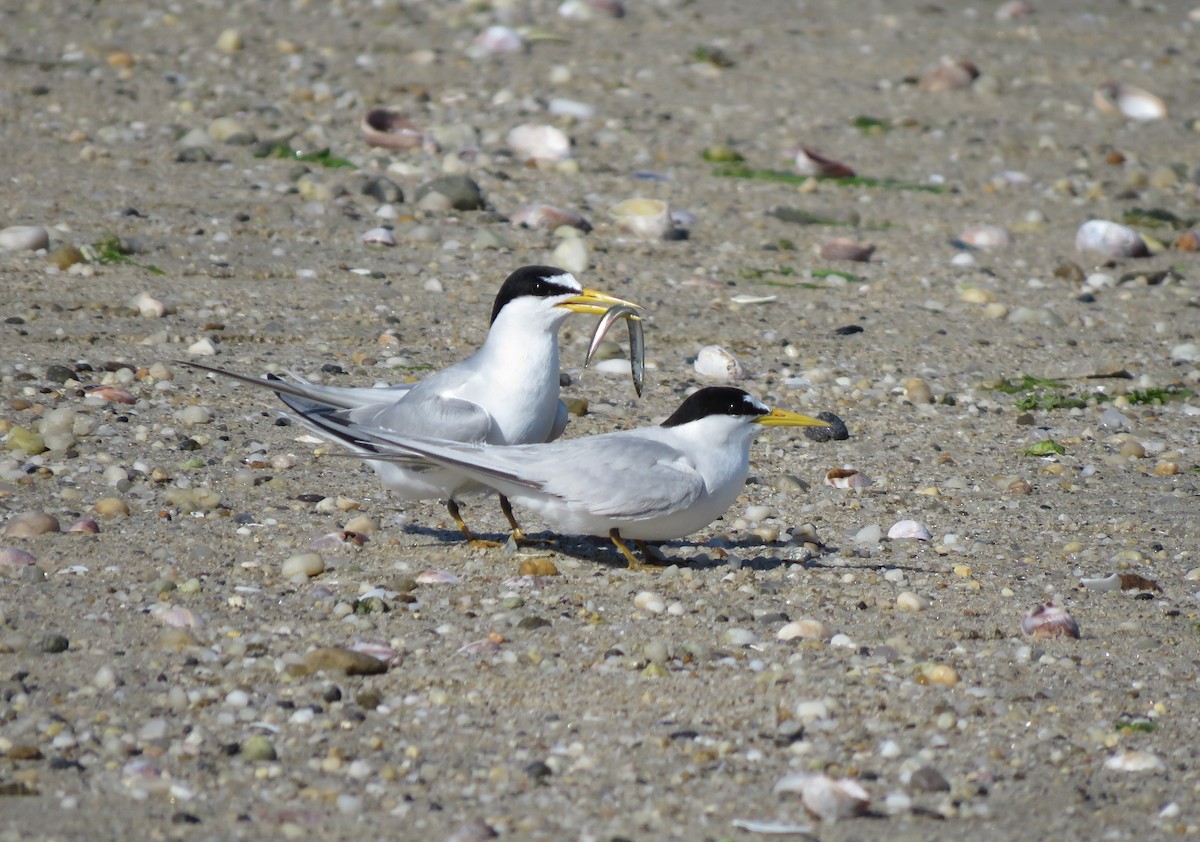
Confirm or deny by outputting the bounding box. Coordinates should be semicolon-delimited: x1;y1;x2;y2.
584;304;645;397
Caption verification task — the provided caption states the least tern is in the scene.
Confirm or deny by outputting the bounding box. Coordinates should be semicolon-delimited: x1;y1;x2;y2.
313;386;828;569
182;265;640;544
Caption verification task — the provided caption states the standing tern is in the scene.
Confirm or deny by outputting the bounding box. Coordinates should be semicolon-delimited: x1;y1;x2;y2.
182;265;641;545
310;386;828;569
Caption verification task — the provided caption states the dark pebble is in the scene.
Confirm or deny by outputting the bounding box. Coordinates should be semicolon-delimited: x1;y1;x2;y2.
910;764;951;793
803;411;849;442
36;634;69;654
362;175;404;204
171;812;202;825
517;616;551;631
322;685;342;703
45;364;76;383
834;325;863;336
414;175;486;211
524;760;553;783
176;147;213;163
356;689;383;710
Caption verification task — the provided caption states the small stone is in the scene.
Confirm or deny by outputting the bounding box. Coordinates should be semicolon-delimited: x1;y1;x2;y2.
36;634;69;654
5;426;45;455
909;765;951;793
4;511;61;538
1119;439;1146;459
516;616;551;631
634;591;667;613
282;553;325;579
803;411;849;442
552;236;589;274
94;497;130;518
241;735;277;762
777;619;826;641
301;646;389;676
517;558;558;576
723;628;757;646
207;117;255;145
895;592;929;612
158;629;201;651
413;175;485;211
49;244;86;270
362;175;404;204
921;663;959;686
216;28;243;53
0;225;50;251
904;378;934;404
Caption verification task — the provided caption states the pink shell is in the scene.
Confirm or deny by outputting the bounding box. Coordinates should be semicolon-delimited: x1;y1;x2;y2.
959;225;1013;250
820;237;875;262
309;530;368;550
416;569;461;584
0;547;38;567
69;517;101;534
825;468;873;490
919;58;980;92
349;641;400;665
360;109;426;150
86;384;137;404
1021;603;1081;639
509;204;592;232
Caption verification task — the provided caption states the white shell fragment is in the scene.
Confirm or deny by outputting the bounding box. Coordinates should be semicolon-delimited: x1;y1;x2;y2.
132;291;166;318
959;224;1013;249
888;520;931;541
793;146;855;179
1104;751;1166;773
0;225;50;251
777;618;827;641
609;197;672;240
506;123;571;163
1075;220;1149;258
361;227;396;247
472;25;525;55
693;345;746;382
1021;603;1080;639
1079;573;1122;592
1093;82;1167;122
416;569;461;584
775;773;870;823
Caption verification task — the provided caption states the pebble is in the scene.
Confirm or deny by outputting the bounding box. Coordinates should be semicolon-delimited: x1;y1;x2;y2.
300;646;389;676
207;117;255;145
413;176;485;211
0;547;38;567
36;633;69;653
888;520;932;540
552;236;589;274
281;553;325;579
94;497;130;518
634;591;667;613
909;765;951;793
133;291;166;318
6;426;45;455
921;663;959;686
216;28;243;53
0;225;50;251
517;558;558;577
93;665;119;690
803;411;849;442
240;735;277;762
895;592;929;612
853;524;882;545
723;628;757;646
4;510;61;538
776;619;826;641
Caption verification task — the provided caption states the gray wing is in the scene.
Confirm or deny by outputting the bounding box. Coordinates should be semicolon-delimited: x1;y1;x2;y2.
346;428;707;522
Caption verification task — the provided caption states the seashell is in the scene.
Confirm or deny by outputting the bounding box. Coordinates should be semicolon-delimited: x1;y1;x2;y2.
360;109;427;151
416;569;461;584
85;384;137;404
309;530;368;550
777;618;827;641
904;378;934;404
68;517;100;534
918;57;980;92
1021;602;1080;639
729;294;777;305
158;607;200;629
472;25;525;55
506;123;571;163
0;225;50;251
819;237;874;262
793;146;856;179
1093;82;1166;122
609;197;672;240
4;510;61;538
559;0;626;19
895;591;929;612
693;345;747;382
1104;751;1166;773
0;547;38;567
888;520;932;541
348;641;400;666
1079;573;1122;592
133;291;166;318
775;773;870;822
508;204;592;232
995;1;1034;19
825;468;873;490
361;227;396;247
1075;220;1149;258
458;632;504;656
959;224;1013;250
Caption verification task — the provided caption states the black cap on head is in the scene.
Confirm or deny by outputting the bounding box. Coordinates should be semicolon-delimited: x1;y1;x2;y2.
660;387;769;428
490;265;581;324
